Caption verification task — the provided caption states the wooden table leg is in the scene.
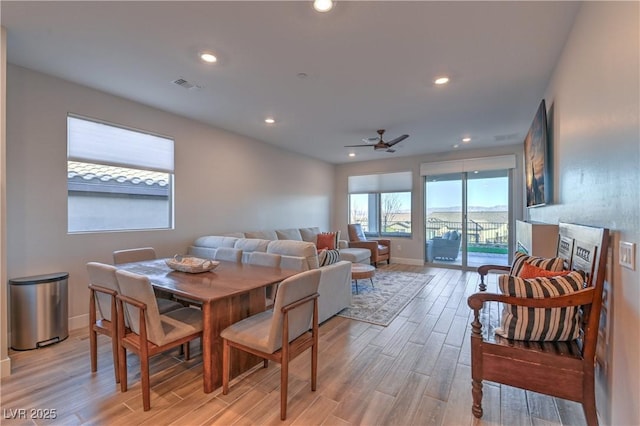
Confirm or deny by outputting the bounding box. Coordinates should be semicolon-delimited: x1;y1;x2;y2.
202;301;214;393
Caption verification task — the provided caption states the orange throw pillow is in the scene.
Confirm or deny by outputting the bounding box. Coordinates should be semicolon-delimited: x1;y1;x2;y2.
519;262;571;279
316;232;338;250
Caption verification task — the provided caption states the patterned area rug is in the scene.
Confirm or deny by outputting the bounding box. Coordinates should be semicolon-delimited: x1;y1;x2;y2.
338;270;434;326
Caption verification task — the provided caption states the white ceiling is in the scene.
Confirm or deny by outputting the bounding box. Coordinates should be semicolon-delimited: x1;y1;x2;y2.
1;1;580;164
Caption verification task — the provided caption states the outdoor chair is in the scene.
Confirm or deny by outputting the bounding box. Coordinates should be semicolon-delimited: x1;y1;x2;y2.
426;230;461;262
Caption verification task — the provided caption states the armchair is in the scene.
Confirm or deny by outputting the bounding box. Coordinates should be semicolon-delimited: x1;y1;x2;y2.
347;223;390;266
426;230;461;262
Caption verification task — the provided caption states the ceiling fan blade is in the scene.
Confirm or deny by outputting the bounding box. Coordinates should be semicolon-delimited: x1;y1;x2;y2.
385;134;409;147
344;144;373;148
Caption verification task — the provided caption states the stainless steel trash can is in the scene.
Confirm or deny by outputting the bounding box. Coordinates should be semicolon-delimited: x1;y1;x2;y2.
10;272;69;350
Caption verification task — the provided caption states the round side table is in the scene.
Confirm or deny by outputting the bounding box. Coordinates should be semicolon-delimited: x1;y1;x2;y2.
351;263;375;294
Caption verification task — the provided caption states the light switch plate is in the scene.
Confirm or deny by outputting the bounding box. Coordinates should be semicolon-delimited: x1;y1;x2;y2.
619;241;636;270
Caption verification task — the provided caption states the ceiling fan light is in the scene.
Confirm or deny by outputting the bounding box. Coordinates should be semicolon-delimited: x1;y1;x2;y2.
264;117;275;124
434;76;450;85
313;0;334;12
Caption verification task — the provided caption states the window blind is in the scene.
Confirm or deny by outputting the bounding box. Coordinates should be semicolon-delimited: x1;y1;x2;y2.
419;154;516;176
348;171;412;193
67;115;174;173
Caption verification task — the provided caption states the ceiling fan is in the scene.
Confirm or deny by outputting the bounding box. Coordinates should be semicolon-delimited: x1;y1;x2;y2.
345;129;410;153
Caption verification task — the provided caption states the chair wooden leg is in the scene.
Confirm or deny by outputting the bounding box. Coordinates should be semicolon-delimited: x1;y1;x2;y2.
471;378;483;418
119;346;128;392
222;339;230;395
183;342;190;361
311;340;317;391
280;356;289;421
263;359;269;368
583;373;599;426
111;332;120;383
90;328;97;373
141;355;151;411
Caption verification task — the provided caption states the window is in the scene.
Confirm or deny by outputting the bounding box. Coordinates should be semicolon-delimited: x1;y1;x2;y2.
67;115;174;233
348;172;412;237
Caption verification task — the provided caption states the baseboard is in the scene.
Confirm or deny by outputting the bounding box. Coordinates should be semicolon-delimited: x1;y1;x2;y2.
69;313;89;331
390;257;424;266
0;356;11;378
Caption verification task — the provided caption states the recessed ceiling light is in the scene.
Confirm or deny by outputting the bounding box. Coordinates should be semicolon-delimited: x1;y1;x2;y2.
434;76;450;85
264;118;275;124
348;153;356;157
199;52;217;63
313;0;334;12
453;144;459;148
462;137;471;143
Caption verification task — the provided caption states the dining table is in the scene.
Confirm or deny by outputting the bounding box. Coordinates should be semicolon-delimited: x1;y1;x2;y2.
116;258;298;393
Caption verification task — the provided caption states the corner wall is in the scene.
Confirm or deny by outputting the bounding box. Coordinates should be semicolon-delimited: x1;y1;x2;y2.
530;3;639;424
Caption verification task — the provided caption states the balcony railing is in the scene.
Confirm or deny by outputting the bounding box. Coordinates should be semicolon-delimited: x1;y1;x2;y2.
426;220;508;250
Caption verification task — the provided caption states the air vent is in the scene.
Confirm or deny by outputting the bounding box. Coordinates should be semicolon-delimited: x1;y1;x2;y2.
172;78;195;89
494;132;520;142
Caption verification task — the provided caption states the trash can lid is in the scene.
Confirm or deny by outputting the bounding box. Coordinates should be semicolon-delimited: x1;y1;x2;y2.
9;272;69;285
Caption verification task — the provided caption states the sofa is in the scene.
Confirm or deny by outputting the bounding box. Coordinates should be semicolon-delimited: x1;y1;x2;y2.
426;230;461;262
187;227;358;323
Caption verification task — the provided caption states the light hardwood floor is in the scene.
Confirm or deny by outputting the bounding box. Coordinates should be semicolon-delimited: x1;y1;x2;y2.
1;265;587;425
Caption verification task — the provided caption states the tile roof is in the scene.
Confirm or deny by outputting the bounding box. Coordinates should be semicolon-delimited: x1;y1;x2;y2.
67;161;169;186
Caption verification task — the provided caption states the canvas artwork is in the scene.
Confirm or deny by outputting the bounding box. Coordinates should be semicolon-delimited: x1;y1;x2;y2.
524;100;548;207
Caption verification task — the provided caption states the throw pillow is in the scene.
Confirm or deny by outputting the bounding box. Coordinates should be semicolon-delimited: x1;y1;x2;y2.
509;251;565;277
496;270;585;341
317;231;340;250
318;249;340;267
519;262;571;279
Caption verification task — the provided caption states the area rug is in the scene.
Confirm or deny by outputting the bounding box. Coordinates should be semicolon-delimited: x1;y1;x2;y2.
338;270;434;326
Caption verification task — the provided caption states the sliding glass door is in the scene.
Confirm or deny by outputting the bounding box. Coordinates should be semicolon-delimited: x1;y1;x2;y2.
425;169;510;269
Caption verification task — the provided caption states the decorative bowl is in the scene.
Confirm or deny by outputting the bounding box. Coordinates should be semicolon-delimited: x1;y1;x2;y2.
165;255;219;273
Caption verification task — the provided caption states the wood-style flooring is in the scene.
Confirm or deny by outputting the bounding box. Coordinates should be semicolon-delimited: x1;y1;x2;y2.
0;264;587;425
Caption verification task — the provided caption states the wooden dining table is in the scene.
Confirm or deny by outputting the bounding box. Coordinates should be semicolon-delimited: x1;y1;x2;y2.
116;258;298;393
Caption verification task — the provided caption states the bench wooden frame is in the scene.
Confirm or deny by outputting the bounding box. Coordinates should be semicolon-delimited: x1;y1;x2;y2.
468;222;609;426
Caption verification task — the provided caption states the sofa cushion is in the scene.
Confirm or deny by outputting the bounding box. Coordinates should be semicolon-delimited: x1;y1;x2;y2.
510;251;565;277
318;249;340;267
317;231;340;250
267;240;319;270
518;262;571;279
275;228;303;241
299;227;320;242
224;232;246;238
234;238;270;253
496;271;585;341
193;235;239;248
245;230;279;240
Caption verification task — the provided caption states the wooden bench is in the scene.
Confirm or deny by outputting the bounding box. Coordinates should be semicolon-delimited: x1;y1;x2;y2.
468;222;609;426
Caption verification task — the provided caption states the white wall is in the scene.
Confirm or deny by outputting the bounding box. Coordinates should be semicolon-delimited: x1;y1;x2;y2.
529;3;639;425
334;144;524;265
2;65;334;364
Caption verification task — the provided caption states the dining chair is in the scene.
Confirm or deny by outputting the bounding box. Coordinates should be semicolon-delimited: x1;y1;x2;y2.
113;247;184;314
113;247;157;264
214;247;243;263
87;262;122;383
221;269;321;420
114;269;203;411
247;252;282;307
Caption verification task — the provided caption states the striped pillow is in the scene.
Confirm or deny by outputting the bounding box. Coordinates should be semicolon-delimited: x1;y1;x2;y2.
510;251;565;276
496;270;585;341
318;249;340;267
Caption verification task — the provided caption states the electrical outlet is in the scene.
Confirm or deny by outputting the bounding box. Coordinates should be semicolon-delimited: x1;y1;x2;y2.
619;241;636;270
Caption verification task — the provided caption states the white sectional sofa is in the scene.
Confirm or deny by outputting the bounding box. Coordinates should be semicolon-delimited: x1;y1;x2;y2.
187;227;363;323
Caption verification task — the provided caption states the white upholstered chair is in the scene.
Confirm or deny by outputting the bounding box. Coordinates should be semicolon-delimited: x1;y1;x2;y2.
113;247;157;264
214;247;243;263
112;247;183;314
247;252;282;307
221;269;321;420
115;269;203;411
87;262;121;383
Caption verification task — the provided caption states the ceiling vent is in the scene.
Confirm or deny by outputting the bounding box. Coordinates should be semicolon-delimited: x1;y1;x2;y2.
172;77;203;90
494;132;520;142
